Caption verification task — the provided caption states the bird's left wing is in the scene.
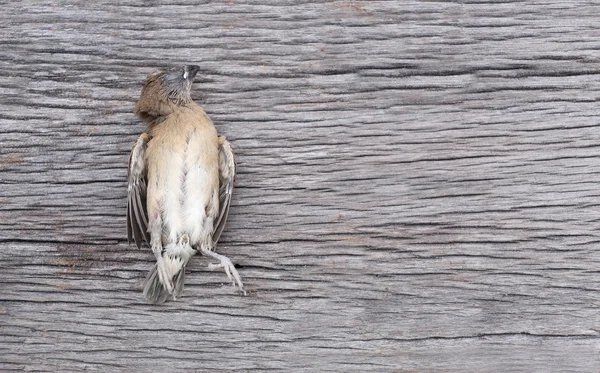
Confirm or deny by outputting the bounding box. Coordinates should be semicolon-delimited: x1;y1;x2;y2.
213;136;236;245
127;132;151;248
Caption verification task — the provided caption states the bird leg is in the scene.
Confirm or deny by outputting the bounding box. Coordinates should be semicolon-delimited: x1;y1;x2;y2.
152;244;174;294
199;248;246;295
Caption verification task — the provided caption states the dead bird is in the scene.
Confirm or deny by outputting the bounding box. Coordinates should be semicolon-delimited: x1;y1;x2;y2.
127;65;244;303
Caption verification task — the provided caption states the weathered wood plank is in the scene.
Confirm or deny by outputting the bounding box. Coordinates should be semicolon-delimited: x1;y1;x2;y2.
1;0;600;372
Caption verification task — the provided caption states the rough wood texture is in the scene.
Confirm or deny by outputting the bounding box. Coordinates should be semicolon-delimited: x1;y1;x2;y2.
1;1;600;372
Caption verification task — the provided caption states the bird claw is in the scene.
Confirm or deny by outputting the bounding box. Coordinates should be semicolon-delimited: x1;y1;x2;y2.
156;258;174;294
201;248;246;295
152;244;175;295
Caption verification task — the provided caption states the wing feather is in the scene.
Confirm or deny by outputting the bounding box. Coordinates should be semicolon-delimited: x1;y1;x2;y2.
127;133;151;248
213;136;236;245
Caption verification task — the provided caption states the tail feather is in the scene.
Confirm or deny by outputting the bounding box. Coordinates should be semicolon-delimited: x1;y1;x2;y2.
172;267;186;298
142;239;196;303
141;262;189;304
142;264;171;304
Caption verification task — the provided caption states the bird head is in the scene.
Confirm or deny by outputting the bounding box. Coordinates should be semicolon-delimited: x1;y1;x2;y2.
134;65;200;125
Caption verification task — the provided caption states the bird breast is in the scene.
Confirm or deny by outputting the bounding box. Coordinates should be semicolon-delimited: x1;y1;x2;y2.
146;110;219;250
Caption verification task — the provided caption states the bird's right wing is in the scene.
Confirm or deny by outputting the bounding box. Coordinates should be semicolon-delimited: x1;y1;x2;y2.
127;132;151;248
213;136;236;245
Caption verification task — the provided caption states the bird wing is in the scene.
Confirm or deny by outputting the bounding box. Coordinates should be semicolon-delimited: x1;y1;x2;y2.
213;136;236;245
127;132;151;248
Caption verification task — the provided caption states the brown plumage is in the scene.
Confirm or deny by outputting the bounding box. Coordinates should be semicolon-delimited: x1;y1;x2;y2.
127;65;244;303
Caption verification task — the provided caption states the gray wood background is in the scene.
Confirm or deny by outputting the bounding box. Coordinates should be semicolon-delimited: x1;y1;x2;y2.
1;1;599;372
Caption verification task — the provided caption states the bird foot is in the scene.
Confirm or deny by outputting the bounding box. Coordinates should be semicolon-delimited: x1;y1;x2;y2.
153;246;174;294
155;256;174;294
200;248;246;295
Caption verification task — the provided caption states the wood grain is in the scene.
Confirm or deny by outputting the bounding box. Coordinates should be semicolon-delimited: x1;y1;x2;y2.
1;1;600;372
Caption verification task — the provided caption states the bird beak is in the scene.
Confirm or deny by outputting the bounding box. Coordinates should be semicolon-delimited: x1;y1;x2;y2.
184;65;200;82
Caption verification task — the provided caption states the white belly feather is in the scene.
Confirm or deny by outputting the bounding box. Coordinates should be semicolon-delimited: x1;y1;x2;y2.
182;138;217;246
153;128;219;255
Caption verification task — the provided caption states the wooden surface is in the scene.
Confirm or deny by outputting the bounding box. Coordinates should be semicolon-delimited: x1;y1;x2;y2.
1;1;600;372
